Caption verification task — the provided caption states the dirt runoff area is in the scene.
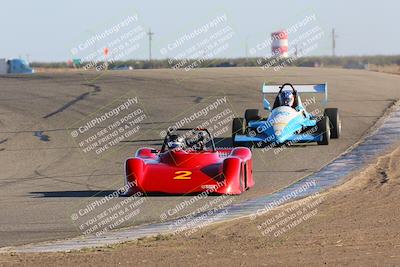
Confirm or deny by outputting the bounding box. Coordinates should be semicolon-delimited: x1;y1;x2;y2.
2;146;400;267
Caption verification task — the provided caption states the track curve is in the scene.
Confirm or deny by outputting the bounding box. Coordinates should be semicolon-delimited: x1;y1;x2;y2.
1;67;400;247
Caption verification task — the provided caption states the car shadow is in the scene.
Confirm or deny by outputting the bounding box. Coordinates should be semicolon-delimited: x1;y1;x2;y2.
29;190;117;198
29;190;223;198
120;138;162;143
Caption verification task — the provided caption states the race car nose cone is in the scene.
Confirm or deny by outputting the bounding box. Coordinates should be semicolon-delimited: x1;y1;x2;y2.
275;135;286;144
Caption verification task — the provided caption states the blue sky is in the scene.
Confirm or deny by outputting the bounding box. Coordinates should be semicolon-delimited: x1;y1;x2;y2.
2;0;398;62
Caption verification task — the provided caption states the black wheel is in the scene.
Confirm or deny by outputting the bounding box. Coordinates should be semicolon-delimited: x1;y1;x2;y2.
324;108;341;139
232;117;244;146
244;109;260;124
233;141;253;149
244;142;254;149
317;116;330;145
243;162;248;189
239;163;245;192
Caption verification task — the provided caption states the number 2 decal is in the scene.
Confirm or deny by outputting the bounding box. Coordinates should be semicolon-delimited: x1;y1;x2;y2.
173;171;192;180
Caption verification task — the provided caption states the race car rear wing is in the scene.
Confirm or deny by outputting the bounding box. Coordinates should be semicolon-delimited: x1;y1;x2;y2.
262;83;327;98
261;83;328;110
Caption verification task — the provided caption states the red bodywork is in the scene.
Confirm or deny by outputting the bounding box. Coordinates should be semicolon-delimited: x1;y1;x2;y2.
125;147;254;195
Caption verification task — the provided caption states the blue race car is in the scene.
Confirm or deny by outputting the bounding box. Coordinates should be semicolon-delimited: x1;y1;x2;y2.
232;83;341;148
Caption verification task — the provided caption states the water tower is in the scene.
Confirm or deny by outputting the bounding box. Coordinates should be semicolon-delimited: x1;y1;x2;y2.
271;31;288;58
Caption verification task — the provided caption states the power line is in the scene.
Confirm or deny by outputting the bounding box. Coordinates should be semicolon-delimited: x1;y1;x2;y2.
245;40;248;61
147;28;154;62
332;28;338;57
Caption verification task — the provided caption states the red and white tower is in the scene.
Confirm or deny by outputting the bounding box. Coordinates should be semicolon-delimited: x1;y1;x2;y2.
271;31;288;58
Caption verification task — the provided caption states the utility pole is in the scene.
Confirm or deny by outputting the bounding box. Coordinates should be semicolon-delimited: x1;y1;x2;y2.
147;28;154;62
332;28;338;57
245;41;248;61
245;36;249;62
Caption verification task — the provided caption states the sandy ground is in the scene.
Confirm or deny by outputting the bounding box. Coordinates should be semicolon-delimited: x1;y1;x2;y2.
369;64;400;75
1;143;399;266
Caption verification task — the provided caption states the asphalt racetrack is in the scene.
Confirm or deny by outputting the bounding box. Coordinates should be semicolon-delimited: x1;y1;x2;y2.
1;67;400;247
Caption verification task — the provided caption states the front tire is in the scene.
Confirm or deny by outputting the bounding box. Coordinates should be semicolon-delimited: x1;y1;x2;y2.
317;116;330;145
232;117;244;146
324;108;341;139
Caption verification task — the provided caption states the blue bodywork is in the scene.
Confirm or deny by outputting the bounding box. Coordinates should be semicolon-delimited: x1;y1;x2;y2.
234;108;321;147
233;83;328;147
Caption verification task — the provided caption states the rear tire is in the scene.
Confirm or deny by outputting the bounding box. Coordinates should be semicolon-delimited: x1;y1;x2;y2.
324;108;341;139
232;117;244;146
234;141;253;149
317;116;330;145
244;109;260;124
243;142;254;149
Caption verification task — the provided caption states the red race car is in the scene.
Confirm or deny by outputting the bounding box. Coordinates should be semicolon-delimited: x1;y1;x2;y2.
124;128;254;195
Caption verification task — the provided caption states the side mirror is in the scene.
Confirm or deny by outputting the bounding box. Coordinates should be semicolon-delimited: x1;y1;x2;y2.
263;98;271;111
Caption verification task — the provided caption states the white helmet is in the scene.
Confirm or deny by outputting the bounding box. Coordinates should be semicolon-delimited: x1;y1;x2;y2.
279;90;295;106
167;134;185;150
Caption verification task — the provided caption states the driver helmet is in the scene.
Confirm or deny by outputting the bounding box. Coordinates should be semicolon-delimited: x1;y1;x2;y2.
196;131;207;142
167;134;185;150
279;90;294;107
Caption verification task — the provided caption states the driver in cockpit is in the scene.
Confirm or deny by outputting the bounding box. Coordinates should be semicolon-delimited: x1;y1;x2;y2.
167;131;207;152
167;134;185;150
275;90;305;112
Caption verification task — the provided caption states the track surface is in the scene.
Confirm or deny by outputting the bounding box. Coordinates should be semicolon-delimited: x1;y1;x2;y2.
1;67;399;247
